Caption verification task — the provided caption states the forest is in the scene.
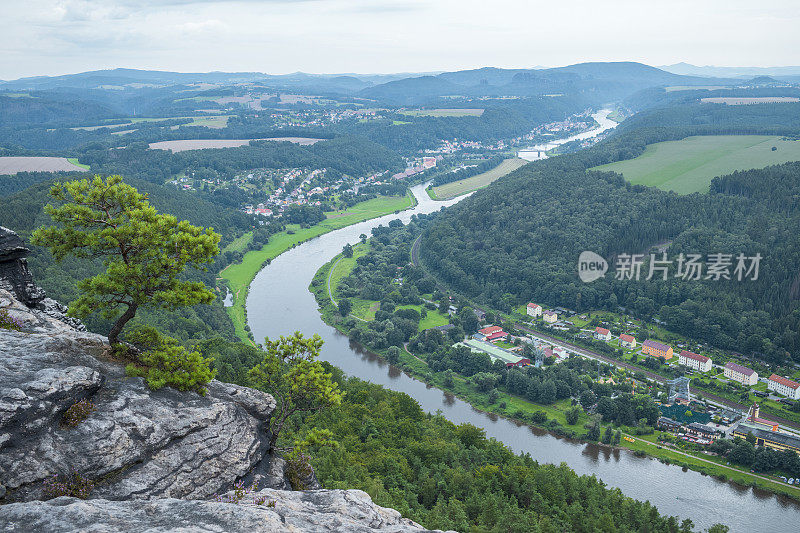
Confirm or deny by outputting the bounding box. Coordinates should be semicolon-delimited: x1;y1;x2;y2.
421;103;800;364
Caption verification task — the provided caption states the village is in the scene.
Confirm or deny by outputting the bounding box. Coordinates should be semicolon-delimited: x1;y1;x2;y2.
442;299;800;484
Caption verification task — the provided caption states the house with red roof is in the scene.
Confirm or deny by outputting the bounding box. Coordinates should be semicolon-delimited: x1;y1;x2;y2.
677;350;712;372
723;362;758;386
641;339;673;359
476;325;508;343
619;334;636;349
594;327;612;341
768;374;800;400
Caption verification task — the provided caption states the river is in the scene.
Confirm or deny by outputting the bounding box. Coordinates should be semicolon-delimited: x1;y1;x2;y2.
518;108;619;161
247;129;800;532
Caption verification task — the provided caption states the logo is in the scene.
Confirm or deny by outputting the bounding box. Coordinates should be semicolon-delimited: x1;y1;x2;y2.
578;251;608;283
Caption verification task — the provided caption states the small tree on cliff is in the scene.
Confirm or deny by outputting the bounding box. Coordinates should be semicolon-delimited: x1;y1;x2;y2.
248;332;343;449
31;175;220;346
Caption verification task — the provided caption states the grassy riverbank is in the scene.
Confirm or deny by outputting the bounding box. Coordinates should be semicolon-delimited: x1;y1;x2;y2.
220;192;416;343
309;252;800;501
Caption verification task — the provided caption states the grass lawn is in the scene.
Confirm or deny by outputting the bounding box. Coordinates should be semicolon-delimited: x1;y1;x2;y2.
66;157;90;170
328;242;371;301
221;193;415;342
592;135;800;194
430;158;528;200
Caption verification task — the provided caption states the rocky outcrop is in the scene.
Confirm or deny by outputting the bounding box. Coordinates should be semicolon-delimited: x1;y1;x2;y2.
0;227;292;502
0;225;83;331
0;293;291;502
0;488;438;532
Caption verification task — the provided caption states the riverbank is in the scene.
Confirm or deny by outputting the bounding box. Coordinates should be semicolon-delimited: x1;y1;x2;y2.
310;249;800;502
219;192;416;343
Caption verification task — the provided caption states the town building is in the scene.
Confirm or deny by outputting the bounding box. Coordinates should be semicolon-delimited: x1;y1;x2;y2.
475;326;508;343
543;310;558;324
723;362;758;386
767;374;800;400
526;303;542;318
594;327;612;341
619;333;636;349
685;422;720;440
677;350;712;372
641;339;673;359
657;417;682;432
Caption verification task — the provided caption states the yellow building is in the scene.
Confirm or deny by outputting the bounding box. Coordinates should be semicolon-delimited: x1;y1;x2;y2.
641;339;673;359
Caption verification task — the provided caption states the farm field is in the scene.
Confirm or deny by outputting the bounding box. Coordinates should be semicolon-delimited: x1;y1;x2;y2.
0;156;87;174
149;137;324;152
429;157;528;200
701;96;800;105
221;193;416;342
592;135;800;194
399;108;484;117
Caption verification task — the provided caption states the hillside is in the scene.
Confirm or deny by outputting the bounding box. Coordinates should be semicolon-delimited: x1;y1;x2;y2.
419;105;800;364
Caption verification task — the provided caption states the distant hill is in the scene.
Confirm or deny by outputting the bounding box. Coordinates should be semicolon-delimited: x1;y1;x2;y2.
662;62;800;79
360;62;736;105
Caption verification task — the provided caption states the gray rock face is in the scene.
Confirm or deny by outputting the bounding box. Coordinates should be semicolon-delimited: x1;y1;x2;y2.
0;287;286;503
0;226;46;307
0;488;441;532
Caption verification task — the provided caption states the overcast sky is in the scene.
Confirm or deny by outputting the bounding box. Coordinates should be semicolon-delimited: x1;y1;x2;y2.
2;0;799;80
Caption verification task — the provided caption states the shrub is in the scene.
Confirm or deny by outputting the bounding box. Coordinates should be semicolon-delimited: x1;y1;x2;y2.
124;326;216;395
531;411;548;424
42;472;94;500
61;399;97;428
0;309;22;331
285;450;315;490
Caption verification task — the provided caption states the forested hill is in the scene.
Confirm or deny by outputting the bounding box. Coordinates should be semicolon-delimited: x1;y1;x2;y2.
420;106;800;364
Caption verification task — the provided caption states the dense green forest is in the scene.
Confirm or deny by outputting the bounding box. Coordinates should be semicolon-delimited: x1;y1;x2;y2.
421;103;800;364
198;337;724;533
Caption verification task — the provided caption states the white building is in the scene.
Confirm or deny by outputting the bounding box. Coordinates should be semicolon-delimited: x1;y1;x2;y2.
619;334;636;349
526;303;542;318
723;362;758;386
768;374;800;400
678;350;712;372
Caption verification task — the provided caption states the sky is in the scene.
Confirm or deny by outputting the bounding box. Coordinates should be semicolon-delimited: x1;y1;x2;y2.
2;0;799;80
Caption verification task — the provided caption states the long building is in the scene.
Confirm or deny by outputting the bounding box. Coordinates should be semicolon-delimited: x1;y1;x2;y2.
678;350;712;372
733;422;800;454
460;339;531;368
723;362;758;386
642;339;673;359
767;374;800;400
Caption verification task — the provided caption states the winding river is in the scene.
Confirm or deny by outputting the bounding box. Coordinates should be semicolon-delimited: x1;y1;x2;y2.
247;121;800;531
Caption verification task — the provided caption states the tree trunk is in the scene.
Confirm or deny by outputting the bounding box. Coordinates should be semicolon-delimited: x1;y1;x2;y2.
108;303;138;346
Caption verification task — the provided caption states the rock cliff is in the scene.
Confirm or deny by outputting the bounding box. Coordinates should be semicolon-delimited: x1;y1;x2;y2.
0;227;437;532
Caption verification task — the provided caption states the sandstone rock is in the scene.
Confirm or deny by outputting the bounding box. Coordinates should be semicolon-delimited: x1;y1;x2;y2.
0;489;445;532
0;291;285;503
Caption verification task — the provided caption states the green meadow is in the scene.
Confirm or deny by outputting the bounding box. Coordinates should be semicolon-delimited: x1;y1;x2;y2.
593;135;800;194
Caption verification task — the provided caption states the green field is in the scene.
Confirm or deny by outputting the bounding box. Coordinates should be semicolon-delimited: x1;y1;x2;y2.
593;135;800;194
399;108;484;117
66;158;90;170
429;158;528;200
220;193;416;342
